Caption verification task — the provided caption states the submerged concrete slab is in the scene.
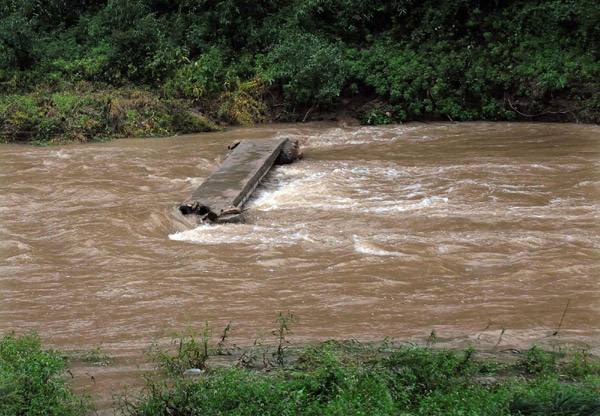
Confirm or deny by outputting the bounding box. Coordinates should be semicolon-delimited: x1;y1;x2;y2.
179;138;296;223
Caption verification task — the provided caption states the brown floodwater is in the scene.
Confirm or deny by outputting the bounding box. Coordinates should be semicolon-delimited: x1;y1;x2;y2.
1;121;599;403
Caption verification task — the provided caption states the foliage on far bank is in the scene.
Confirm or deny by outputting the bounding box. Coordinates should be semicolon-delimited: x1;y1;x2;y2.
1;0;600;143
0;332;90;416
0;88;218;144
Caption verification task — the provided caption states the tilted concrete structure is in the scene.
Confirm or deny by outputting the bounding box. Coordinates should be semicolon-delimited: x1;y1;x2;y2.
179;138;299;223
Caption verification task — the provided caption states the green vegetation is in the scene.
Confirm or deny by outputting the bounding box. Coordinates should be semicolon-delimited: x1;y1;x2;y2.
1;0;599;143
0;89;218;144
2;329;600;415
125;333;600;416
0;333;90;416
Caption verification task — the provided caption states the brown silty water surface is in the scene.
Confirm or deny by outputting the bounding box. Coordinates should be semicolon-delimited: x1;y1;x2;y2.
1;122;600;399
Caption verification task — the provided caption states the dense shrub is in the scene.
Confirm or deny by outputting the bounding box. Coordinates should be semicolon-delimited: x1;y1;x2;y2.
267;31;347;106
0;332;90;416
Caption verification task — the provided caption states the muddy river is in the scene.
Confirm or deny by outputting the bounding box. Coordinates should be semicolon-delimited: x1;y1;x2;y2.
1;121;599;400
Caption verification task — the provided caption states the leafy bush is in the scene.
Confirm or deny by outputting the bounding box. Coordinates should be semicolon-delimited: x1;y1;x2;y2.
217;76;268;126
267;31;347;107
162;46;234;99
0;332;90;416
148;324;213;378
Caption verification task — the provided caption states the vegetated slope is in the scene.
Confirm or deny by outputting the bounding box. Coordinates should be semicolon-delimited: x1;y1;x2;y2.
127;341;600;416
3;331;600;415
1;0;599;142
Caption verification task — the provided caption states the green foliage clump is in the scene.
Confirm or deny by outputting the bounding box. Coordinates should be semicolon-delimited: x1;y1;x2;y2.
217;76;269;126
517;345;600;380
162;47;234;100
267;31;347;107
362;108;394;125
149;323;213;378
0;332;90;416
509;378;600;416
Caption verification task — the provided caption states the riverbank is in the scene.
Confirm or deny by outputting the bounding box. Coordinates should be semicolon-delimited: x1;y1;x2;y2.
0;87;219;144
2;331;599;415
1;84;599;145
2;1;599;144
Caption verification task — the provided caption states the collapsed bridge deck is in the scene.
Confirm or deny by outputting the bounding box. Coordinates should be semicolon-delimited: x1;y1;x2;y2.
179;138;299;223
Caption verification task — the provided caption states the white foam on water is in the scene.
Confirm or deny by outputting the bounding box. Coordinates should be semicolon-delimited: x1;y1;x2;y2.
420;196;449;205
332;165;409;179
250;172;330;211
277;125;423;149
367;196;449;213
169;223;316;246
53;150;72;159
249;160;452;215
403;184;422;190
353;236;403;257
169;176;205;186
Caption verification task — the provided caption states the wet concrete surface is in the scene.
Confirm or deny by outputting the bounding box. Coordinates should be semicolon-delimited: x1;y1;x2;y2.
179;138;289;222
